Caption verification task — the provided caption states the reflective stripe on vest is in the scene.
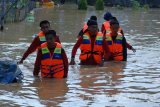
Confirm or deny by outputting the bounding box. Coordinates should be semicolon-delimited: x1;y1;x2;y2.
105;33;123;45
106;28;122;34
105;33;123;61
79;32;103;64
41;42;64;78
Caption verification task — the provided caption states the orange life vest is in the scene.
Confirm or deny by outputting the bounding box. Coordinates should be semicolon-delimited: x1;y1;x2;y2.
103;21;111;33
40;42;64;78
82;23;88;32
79;32;103;64
38;31;46;44
105;33;123;61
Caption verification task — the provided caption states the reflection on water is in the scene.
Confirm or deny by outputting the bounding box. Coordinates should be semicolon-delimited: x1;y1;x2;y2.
32;78;68;106
0;4;160;107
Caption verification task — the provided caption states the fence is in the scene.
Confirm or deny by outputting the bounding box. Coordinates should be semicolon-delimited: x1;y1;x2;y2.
0;0;36;24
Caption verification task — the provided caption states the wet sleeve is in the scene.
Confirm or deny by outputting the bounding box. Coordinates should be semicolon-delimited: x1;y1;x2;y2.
121;30;132;49
102;36;111;59
62;48;68;78
21;36;40;60
101;24;105;33
126;42;132;50
120;29;124;36
77;29;84;38
33;49;41;76
71;37;83;58
122;37;127;61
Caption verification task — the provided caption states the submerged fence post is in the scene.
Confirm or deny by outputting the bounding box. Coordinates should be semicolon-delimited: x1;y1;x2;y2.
0;0;6;31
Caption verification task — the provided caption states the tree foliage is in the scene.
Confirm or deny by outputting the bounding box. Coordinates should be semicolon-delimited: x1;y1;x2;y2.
78;0;87;10
95;0;104;10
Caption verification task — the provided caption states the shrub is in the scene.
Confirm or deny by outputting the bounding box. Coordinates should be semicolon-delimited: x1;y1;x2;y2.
142;4;150;10
95;0;104;10
131;0;140;10
78;0;87;10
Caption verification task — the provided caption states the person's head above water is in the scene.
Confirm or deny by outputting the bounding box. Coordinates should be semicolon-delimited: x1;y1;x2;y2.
104;12;113;21
90;15;97;22
110;20;119;35
110;17;118;22
40;20;50;33
45;30;57;48
87;20;98;36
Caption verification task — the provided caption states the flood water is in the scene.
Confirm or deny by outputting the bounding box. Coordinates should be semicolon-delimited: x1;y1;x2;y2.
0;4;160;107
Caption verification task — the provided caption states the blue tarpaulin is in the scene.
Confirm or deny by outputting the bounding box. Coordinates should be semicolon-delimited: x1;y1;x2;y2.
0;60;23;84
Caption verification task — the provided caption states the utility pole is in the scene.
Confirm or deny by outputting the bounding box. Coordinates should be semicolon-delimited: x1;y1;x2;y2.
0;0;6;31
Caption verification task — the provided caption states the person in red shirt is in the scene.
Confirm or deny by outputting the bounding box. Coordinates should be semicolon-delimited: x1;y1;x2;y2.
35;30;68;78
108;17;136;52
104;20;128;61
70;20;110;65
19;20;61;75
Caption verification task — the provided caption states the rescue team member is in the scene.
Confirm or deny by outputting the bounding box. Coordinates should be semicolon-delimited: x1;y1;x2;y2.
70;20;110;65
101;12;113;34
77;16;98;38
101;12;123;35
19;20;61;75
104;20;127;61
109;17;136;52
103;15;136;52
35;30;68;78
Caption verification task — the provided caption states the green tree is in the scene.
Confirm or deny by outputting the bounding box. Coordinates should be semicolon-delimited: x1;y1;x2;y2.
142;4;150;10
78;0;87;10
131;0;140;10
95;0;104;10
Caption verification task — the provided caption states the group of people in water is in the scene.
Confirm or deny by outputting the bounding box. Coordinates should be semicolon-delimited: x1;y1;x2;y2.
19;12;136;78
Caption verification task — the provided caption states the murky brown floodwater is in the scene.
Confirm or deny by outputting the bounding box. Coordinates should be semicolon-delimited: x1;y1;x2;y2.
0;4;160;107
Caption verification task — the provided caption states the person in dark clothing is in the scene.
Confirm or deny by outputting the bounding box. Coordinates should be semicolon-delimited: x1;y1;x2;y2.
104;20;127;61
104;16;136;53
101;12;113;33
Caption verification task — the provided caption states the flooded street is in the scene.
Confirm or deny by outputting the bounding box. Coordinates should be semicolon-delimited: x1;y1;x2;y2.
0;4;160;107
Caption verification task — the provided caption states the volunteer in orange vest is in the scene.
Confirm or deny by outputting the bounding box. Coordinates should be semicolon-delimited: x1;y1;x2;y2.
104;20;127;61
102;16;136;53
36;30;68;78
102;13;123;35
101;12;113;34
70;20;110;65
109;17;136;52
19;20;61;75
106;17;124;34
77;16;98;38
